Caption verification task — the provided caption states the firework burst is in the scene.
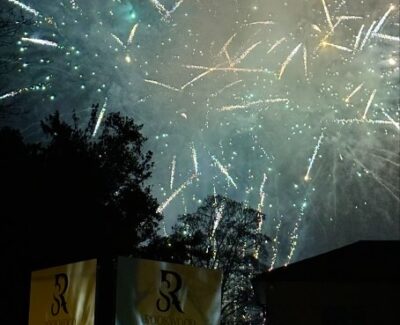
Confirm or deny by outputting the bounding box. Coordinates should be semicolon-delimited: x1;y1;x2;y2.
1;0;399;266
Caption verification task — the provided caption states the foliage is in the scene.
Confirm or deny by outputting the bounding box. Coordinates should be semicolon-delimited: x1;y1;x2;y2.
0;108;161;264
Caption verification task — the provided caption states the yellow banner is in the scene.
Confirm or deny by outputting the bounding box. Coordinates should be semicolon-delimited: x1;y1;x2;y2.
29;259;97;325
116;258;222;325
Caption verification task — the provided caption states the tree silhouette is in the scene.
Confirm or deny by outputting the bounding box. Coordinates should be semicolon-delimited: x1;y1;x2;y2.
147;195;270;324
0;108;161;323
1;108;161;262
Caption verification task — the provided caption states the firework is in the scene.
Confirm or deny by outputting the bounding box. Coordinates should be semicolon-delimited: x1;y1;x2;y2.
92;98;108;137
321;0;334;31
191;144;199;175
170;155;176;190
231;41;262;67
8;0;39;16
211;155;237;189
353;24;365;51
157;173;197;214
267;37;286;54
344;83;364;103
373;4;396;34
21;37;58;47
278;43;302;79
322;41;352;52
359;21;377;50
304;132;324;181
362;89;377;120
372;33;400;42
2;0;399;270
303;46;308;77
144;79;181;92
127;23;139;45
286;199;308;266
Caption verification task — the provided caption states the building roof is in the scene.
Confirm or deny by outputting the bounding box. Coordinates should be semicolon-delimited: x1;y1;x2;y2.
253;240;400;283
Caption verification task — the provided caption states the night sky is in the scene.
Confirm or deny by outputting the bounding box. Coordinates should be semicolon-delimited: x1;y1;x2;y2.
1;0;399;267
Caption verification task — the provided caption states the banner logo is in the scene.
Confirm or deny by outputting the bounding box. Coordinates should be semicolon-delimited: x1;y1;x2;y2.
156;270;184;313
51;273;69;316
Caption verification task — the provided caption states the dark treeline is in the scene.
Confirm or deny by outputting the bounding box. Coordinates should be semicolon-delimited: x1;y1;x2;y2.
0;109;269;324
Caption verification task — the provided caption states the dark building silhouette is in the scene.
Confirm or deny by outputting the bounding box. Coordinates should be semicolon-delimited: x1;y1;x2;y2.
252;241;400;324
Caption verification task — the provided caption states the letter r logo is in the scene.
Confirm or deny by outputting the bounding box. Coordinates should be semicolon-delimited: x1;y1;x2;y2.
51;273;69;316
156;270;184;313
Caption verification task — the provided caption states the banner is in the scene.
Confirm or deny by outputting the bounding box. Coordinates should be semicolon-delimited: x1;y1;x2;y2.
29;259;97;325
116;258;222;325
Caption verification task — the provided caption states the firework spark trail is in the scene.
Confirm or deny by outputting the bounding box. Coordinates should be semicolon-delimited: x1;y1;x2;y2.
231;41;262;67
0;83;47;101
211;155;237;189
316;18;344;51
149;0;169;18
285;199;308;266
127;23;139;45
170;155;176;190
21;37;58;47
278;43;302;79
303;46;308;77
337;15;363;21
354;24;365;51
256;173;268;232
213;185;217;201
180;66;219;90
167;0;184;15
218;33;237;57
144;79;181;92
224;51;232;65
0;87;30;100
359;21;377;50
373;4;396;34
247;21;274;26
183;65;266;73
218;33;237;64
157;173;197;214
219;100;264;112
362;89;377;119
269;215;283;270
209;202;225;260
219;98;289;111
350;153;400;202
8;0;39;16
304;132;324;181
334;118;395;126
267;37;286;54
381;110;400;130
312;24;322;33
92;98;108;137
258;174;267;213
372;33;400;42
344;83;364;103
0;90;19;101
321;0;334;31
111;33;125;47
191;144;199;174
210;79;243;97
368;152;400;167
322;41;352;52
211;203;224;238
181;194;187;214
